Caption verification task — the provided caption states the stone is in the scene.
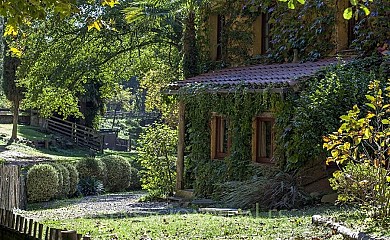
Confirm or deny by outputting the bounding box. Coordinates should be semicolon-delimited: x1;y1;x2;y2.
321;193;338;204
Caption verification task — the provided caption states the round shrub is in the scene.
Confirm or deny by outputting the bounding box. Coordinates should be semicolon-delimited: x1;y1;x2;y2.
128;167;142;190
27;164;59;202
50;163;64;198
76;157;107;183
101;155;131;192
62;162;79;197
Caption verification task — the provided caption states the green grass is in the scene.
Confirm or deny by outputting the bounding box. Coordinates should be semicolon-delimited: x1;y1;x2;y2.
0;124;52;141
0;123;138;163
39;206;390;239
41;208;344;240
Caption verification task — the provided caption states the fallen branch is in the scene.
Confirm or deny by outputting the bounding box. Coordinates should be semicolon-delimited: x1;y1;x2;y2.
312;215;389;240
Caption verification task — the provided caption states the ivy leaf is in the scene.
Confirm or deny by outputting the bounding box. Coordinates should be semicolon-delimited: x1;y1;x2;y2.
366;113;375;119
382;119;390;125
349;0;358;6
297;0;305;4
366;103;376;110
359;4;370;16
288;0;295;9
365;95;375;102
343;7;353;20
387;176;390;183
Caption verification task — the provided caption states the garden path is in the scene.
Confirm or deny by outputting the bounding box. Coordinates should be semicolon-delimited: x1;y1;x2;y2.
14;192;192;221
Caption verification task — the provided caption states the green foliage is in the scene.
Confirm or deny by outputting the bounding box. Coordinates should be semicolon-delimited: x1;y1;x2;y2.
101;155;132;192
182;85;282;196
76;157;107;184
137;123;177;198
279;57;383;170
324;78;390;220
128;167;142;190
77;177;105;196
49;163;63;198
27;164;59;202
51;163;70;199
62;162;79;197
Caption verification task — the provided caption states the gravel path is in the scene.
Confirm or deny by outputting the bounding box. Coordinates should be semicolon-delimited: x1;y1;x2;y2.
14;192;193;221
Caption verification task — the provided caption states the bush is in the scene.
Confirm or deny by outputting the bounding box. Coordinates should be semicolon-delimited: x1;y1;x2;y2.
128;167;142;190
77;177;104;196
62;162;79;197
137;123;177;199
101;155;131;192
50;163;64;198
27;164;59;202
76;157;107;183
329;162;386;204
324;79;390;220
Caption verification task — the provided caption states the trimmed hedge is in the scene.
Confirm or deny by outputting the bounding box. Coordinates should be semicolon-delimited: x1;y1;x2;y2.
101;155;131;192
62;162;79;196
76;157;107;183
27;164;59;202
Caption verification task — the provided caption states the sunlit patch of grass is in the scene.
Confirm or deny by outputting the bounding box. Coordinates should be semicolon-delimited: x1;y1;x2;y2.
41;207;347;240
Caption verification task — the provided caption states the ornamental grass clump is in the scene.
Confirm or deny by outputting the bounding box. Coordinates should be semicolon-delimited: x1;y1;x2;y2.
101;155;131;192
324;79;390;221
27;164;59;202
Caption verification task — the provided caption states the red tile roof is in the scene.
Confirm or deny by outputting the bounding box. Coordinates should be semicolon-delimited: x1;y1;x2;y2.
167;58;350;93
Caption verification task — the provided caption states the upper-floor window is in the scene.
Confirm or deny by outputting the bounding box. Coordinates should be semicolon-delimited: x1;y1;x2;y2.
261;12;271;54
253;11;272;55
211;114;230;159
252;115;275;164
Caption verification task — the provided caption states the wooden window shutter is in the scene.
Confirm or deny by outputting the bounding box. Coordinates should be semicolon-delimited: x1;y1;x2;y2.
251;118;257;162
210;115;217;159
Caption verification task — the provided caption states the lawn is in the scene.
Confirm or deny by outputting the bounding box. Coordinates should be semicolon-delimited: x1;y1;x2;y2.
0;123;137;163
42;209;343;240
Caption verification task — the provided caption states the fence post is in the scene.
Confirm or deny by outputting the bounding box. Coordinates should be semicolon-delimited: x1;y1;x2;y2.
62;230;78;240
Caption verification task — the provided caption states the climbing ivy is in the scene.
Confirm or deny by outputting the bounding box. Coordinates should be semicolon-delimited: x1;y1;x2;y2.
180;84;283;196
277;56;387;170
180;56;387;197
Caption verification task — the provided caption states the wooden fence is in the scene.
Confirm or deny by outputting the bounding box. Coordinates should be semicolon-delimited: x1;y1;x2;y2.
0;165;26;210
0;208;89;240
47;116;103;152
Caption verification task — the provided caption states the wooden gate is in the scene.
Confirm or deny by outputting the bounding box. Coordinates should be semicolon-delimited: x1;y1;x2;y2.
0;165;26;210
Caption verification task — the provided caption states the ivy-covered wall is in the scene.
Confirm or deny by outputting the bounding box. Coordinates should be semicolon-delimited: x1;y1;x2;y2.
181;85;283;196
180;56;388;197
196;0;389;70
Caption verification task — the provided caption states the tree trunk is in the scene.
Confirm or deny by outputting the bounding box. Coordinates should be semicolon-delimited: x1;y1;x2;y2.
11;98;19;140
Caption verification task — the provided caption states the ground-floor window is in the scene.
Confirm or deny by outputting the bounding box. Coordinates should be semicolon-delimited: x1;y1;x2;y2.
211;114;230;159
252;114;275;164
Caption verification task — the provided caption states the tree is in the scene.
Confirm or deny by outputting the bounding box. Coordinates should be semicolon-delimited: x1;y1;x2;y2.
1;18;23;140
324;79;390;220
0;0;119;36
13;2;149;123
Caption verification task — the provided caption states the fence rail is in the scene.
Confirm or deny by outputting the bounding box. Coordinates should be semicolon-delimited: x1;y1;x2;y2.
47;116;103;152
0;208;89;240
0;165;26;210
